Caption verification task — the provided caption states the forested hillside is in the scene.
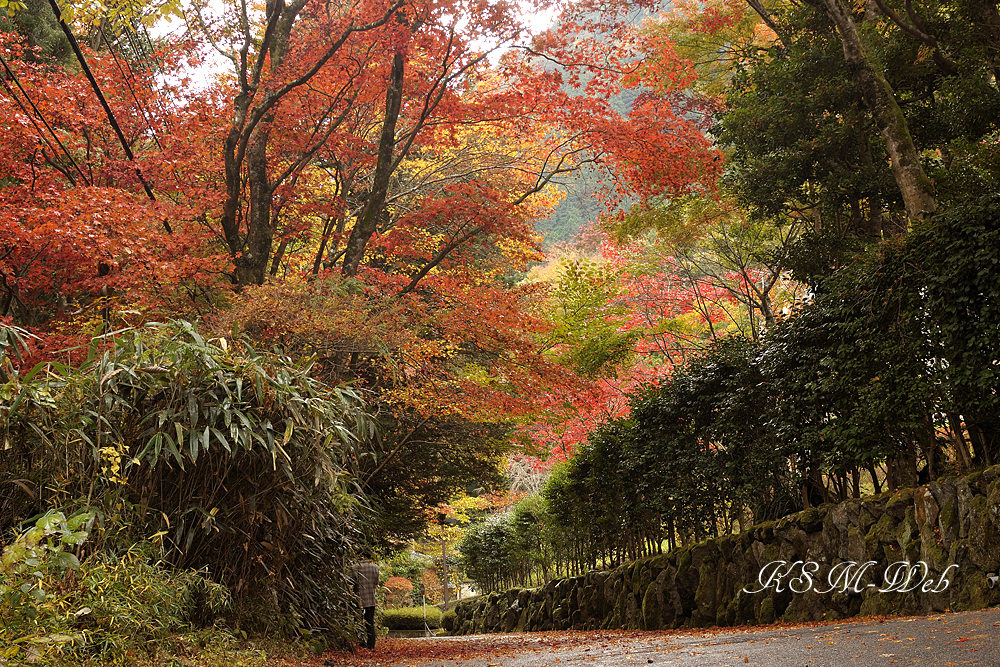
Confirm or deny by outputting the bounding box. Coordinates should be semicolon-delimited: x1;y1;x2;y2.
534;7;651;246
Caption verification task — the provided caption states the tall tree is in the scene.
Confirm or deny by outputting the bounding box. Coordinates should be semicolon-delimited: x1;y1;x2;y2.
181;0;721;286
806;0;936;219
191;0;408;285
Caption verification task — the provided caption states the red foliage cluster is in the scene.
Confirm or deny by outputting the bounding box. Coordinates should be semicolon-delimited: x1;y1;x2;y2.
523;222;737;466
1;0;726;463
0;34;227;341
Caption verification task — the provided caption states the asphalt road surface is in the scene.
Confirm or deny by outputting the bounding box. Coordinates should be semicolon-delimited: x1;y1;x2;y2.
405;608;1000;667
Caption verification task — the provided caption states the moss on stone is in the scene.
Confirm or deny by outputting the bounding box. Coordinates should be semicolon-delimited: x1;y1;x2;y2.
694;562;716;616
919;524;948;570
884;491;911;520
715;604;729;627
967;494;1000;569
642;582;660;630
758;597;775;624
948;569;1000;611
635;565;652;596
757;521;776;542
896;506;918;546
552;605;564;625
730;590;755;626
966;470;983;485
759;542;781;566
796;506;823;532
938;495;958;545
649;552;673;570
717;534;736;561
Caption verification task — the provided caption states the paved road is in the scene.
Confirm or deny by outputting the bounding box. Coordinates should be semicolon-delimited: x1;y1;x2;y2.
402;609;1000;667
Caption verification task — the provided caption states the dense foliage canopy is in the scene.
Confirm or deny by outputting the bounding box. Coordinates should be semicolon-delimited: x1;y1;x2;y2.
4;0;1000;655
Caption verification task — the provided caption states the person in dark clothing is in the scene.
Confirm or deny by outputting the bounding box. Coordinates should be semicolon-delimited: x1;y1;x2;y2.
352;553;380;649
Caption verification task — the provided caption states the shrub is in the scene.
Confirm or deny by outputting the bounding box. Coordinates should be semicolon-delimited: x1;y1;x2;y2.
1;510;230;665
381;606;442;631
383;550;427;582
2;510;92;664
441;608;456;632
2;321;374;642
384;576;414;608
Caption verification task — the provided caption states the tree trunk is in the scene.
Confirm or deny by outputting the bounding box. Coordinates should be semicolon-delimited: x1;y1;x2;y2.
967;420;994;467
916;413;939;481
805;464;827;506
813;0;936;220
947;411;973;472
341;52;405;277
866;462;882;495
236;127;276;285
888;442;919;489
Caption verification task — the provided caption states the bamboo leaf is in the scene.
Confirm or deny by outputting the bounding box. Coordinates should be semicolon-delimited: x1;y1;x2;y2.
210;427;232;453
168;426;184;468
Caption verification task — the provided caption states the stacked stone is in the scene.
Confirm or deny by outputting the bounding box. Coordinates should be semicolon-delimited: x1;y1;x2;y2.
447;467;1000;635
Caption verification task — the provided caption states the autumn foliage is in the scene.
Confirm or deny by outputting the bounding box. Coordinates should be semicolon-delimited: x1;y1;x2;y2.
384;576;415;608
0;35;223;334
1;0;726;654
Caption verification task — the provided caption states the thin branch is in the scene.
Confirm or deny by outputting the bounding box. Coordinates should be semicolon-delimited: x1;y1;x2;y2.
48;0;171;233
363;417;431;485
236;0;407;156
872;0;957;74
0;53;90;185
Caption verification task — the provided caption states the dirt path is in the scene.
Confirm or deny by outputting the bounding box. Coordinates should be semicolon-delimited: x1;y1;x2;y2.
296;608;1000;667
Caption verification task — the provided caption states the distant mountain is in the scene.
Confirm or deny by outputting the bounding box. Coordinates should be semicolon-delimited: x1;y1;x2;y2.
535;169;604;247
533;5;661;248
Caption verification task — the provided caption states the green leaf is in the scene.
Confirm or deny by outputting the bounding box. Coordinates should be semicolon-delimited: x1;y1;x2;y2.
164;429;183;468
211;427;232;453
52;551;81;570
188;392;199;427
189;426;200;462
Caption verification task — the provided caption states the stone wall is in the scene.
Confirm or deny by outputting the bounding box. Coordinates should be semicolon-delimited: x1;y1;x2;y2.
449;467;1000;635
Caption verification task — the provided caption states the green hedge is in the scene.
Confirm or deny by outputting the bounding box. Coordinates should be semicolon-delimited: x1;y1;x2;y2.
381;606;442;630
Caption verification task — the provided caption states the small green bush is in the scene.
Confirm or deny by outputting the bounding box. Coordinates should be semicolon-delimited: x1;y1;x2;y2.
1;510;232;666
441;608;456;632
381;606;441;630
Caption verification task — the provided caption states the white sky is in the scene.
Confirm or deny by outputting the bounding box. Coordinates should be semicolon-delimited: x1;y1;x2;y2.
153;1;558;89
